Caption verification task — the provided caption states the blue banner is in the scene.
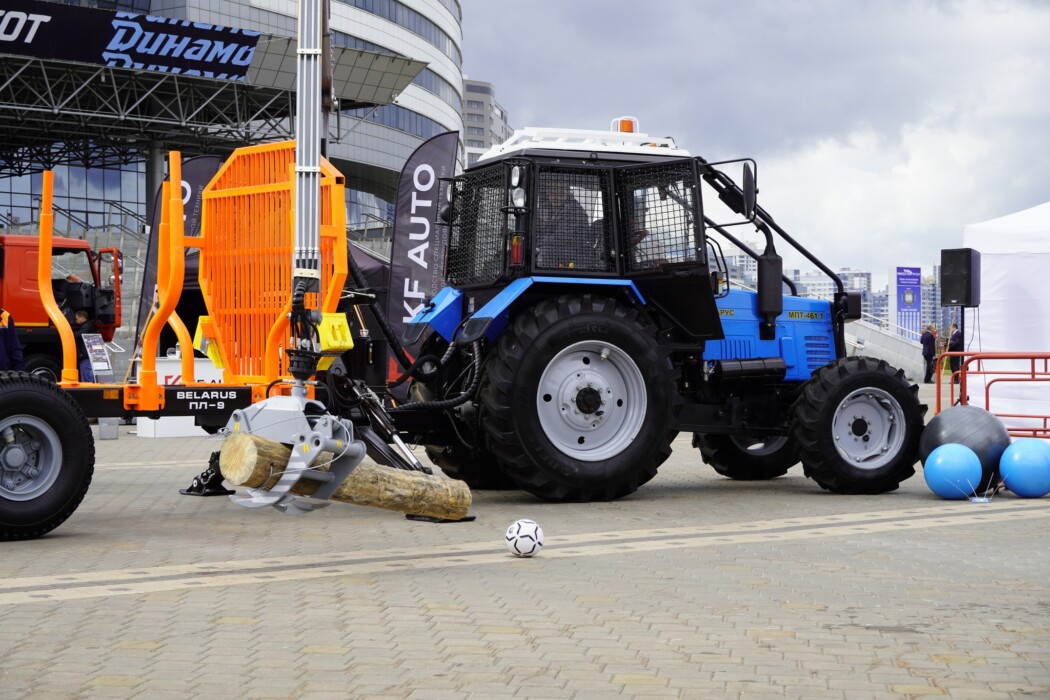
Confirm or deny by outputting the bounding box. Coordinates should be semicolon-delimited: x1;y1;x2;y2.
895;266;922;339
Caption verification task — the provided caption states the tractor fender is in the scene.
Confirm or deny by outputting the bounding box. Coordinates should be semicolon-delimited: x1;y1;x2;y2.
404;286;463;344
459;277;646;344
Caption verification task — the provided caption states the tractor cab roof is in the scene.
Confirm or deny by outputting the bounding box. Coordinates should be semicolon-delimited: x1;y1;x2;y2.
475;116;691;168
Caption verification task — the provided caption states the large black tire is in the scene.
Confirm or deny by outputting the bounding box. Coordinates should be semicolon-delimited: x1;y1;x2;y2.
24;354;61;383
791;356;926;494
0;372;95;540
423;444;517;490
481;294;679;502
693;433;798;480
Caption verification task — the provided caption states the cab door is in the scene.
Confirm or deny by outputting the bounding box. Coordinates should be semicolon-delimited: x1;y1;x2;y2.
615;158;723;340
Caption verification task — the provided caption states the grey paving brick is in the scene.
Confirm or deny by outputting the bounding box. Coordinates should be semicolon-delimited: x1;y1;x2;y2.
1;397;1048;698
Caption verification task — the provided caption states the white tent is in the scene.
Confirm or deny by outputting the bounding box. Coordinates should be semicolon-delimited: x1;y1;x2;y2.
961;201;1050;435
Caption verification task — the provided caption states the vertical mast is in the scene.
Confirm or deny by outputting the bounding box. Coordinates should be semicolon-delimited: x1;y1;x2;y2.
293;0;322;282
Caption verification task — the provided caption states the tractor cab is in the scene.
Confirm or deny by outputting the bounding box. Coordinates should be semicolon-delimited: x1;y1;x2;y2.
441;117;758;343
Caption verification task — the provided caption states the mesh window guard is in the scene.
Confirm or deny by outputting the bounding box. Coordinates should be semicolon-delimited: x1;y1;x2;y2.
617;162;702;273
533;169;613;273
445;165;507;287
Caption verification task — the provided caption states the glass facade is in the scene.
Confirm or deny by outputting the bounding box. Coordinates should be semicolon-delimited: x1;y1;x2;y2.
0;161;145;235
342;104;449;141
60;0;151;11
435;0;461;21
336;0;462;65
347;189;394;236
330;1;464;234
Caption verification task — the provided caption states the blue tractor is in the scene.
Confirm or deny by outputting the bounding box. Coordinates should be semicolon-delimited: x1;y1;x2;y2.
395;118;926;502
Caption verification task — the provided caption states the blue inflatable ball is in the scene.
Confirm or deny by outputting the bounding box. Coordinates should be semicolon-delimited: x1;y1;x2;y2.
923;443;983;499
999;439;1050;498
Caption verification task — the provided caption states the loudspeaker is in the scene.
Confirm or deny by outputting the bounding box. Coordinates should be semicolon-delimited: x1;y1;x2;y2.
940;248;981;307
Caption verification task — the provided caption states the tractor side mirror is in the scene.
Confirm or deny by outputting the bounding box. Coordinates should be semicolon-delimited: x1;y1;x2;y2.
742;163;756;221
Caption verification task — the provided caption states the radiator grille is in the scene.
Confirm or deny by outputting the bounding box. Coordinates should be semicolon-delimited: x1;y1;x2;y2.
804;334;833;370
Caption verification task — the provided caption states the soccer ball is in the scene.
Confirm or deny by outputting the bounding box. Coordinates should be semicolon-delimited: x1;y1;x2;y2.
505;519;544;557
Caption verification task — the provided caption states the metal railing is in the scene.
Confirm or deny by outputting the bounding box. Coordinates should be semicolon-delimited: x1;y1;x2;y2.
936;351;1050;438
347;213;393;257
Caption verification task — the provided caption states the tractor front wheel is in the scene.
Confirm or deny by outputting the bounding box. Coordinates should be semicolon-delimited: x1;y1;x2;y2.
791;357;926;494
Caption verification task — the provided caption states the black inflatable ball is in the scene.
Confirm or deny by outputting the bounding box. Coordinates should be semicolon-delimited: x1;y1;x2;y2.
919;405;1011;495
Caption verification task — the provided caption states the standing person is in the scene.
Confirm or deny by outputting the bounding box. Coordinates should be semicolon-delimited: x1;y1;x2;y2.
0;308;25;372
73;308;97;382
948;322;963;384
920;324;937;384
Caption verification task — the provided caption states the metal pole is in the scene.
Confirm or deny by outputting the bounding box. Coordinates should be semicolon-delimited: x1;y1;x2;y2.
293;0;322;280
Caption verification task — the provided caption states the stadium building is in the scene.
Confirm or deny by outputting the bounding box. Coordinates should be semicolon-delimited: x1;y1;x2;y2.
0;0;465;348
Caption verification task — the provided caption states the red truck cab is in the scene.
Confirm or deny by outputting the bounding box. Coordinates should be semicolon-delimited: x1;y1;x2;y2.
0;234;121;380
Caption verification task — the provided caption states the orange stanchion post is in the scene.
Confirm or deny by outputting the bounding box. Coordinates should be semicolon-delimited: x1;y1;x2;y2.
35;171;80;383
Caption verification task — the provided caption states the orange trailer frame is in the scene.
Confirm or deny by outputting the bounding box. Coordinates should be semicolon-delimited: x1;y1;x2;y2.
42;144;348;422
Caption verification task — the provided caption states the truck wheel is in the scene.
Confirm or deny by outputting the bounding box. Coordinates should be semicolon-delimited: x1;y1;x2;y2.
791;356;926;494
693;433;797;480
0;372;94;540
481;295;679;502
24;354;61;383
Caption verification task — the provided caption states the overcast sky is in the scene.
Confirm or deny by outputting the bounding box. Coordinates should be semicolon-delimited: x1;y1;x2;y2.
459;0;1050;289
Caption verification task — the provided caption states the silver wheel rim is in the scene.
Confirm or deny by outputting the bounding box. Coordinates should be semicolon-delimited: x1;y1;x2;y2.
536;340;647;462
730;435;790;456
0;415;64;501
831;387;906;469
30;366;58;383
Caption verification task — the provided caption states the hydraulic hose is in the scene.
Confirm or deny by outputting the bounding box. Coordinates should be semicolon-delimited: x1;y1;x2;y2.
390;341;482;412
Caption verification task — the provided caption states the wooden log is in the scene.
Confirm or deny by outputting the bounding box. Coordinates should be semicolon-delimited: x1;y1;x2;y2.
218;431;471;520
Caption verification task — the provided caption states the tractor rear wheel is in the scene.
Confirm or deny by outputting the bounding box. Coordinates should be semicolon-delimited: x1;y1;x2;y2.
481;295;679;502
791;356;926;494
0;372;94;540
694;433;798;480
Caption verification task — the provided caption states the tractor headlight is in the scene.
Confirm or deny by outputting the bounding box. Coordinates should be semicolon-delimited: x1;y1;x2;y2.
510;165;522;187
511;187;526;208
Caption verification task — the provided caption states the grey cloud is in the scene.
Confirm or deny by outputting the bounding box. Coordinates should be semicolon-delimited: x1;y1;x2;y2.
462;0;1050;282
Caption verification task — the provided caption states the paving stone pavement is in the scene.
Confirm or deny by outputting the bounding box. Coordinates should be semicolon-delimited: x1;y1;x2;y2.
1;383;1048;699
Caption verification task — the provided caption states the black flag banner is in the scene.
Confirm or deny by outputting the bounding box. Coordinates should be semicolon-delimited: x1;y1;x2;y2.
384;131;459;398
135;155;222;349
